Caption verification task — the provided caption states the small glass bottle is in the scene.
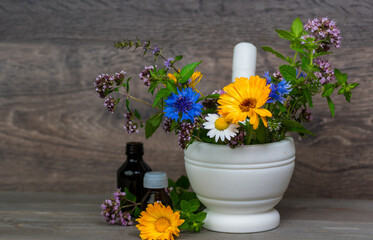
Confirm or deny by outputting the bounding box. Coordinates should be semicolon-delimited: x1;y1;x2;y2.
141;172;172;210
117;142;152;202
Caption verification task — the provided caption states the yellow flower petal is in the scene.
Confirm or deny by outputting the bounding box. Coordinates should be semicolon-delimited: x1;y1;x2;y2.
218;76;272;127
136;202;184;240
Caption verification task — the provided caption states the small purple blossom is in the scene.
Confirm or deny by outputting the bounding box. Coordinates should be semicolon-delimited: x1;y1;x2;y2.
177;120;197;149
301;108;314;122
101;189;131;226
162;117;172;132
212;89;226;95
104;96;117;113
124;113;139;134
164;57;174;70
228;128;246;148
139;66;154;87
114;70;126;85
304;17;341;51
152;45;161;56
314;58;335;84
94;73;114;98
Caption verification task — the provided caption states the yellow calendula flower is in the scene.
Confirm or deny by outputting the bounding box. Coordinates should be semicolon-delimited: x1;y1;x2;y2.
136;202;184;240
188;71;203;94
167;71;203;94
167;72;177;82
218;76;272;129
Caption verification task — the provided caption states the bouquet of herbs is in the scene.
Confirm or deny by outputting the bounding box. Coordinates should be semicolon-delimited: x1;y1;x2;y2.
95;17;358;150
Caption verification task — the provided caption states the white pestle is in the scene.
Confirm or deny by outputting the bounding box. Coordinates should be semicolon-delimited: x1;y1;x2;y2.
232;42;257;82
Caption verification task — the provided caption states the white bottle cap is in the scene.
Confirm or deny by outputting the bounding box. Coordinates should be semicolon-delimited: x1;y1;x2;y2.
143;172;168;189
232;42;257;82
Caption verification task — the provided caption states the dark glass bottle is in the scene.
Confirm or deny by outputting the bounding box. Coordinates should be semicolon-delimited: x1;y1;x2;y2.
117;142;152;202
141;172;172;210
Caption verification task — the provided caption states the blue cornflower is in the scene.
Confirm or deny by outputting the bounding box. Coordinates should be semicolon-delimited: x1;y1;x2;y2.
164;87;203;121
164;57;174;70
264;71;291;103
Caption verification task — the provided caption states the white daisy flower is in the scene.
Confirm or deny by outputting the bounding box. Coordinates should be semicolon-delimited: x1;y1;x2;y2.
203;114;240;142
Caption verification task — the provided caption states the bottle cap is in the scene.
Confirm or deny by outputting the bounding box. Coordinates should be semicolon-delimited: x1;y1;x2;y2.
126;142;144;155
232;42;257;82
143;172;168;189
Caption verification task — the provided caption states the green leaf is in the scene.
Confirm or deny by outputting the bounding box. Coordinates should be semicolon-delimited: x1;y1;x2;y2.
170;191;179;208
326;96;335;117
334;68;347;84
278;102;287;113
153;88;171;107
195;212;207;221
279;65;297;82
343;91;351;103
350;83;359;89
124;188;136;202
322;83;335;97
179;221;190;230
180;200;191;213
291;18;303;37
125;77;131;92
145;112;163;138
257;120;266;144
174;55;183;62
125;98;131;113
189;199;200;213
304;88;313;108
290;46;307;55
275;29;294;41
148;81;159;95
134;109;141;120
314;52;333;58
301;56;310;70
170;120;178;132
180;191;197;202
176;175;190;189
282;120;315;135
198;94;220;102
261;46;287;62
133;206;141;218
168;178;176;189
166;81;178;94
179;61;202;84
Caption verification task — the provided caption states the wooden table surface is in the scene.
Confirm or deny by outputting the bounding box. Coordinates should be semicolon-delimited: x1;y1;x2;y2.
0;192;372;240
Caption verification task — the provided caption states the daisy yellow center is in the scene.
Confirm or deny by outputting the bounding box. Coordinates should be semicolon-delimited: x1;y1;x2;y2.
239;98;257;112
215;117;229;131
155;217;171;233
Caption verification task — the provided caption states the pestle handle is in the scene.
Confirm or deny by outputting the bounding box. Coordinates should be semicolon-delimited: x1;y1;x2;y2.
232;42;257;82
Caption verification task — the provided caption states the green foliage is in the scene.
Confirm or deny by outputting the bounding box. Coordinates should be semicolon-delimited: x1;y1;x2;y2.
145;112;164;138
282;120;315;135
326;96;335;117
179;61;202;83
262;46;288;62
279;65;297;83
169;176;206;232
291;18;303;37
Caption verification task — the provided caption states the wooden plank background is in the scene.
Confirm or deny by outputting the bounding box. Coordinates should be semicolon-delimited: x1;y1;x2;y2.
0;0;372;198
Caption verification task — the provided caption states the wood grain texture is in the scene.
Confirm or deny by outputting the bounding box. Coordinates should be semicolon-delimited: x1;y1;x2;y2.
0;0;372;198
1;192;372;240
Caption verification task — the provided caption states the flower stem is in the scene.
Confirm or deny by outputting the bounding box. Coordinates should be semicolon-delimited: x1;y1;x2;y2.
245;124;253;145
119;90;161;110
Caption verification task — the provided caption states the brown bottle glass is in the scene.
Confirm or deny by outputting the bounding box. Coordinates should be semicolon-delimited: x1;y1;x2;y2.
117;142;152;202
141;172;172;210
